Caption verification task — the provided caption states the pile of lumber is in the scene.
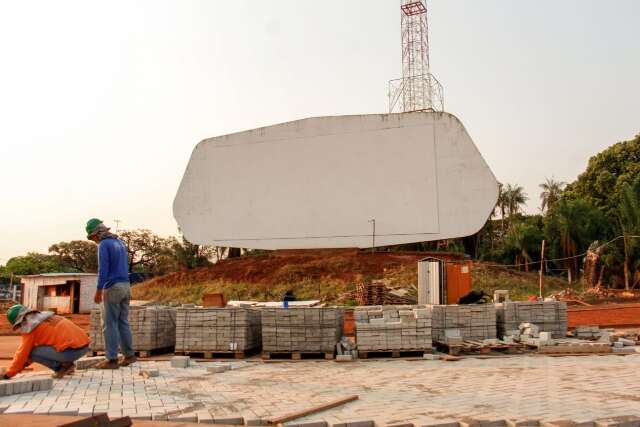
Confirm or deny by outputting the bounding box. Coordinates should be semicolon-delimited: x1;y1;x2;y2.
496;301;567;339
354;305;432;351
175;307;261;353
89;305;176;352
261;308;343;353
355;280;416;306
431;304;497;342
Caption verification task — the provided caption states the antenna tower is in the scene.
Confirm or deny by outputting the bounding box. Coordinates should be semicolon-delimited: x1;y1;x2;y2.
388;0;444;113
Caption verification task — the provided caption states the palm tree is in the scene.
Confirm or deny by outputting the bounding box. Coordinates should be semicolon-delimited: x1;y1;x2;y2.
618;178;640;290
505;184;528;217
539;178;566;213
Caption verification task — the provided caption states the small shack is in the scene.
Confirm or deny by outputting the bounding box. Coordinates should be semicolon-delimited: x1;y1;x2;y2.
20;273;98;314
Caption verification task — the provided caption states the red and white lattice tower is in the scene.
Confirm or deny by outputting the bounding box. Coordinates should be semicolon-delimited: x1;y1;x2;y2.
389;0;444;113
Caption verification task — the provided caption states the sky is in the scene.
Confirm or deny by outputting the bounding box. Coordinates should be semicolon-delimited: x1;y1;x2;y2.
0;0;638;263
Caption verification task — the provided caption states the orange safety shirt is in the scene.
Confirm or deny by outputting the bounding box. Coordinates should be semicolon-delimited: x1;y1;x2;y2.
7;315;90;378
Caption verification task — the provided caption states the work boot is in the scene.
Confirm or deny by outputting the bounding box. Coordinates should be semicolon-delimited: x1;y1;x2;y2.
119;355;138;367
95;359;120;370
52;362;75;379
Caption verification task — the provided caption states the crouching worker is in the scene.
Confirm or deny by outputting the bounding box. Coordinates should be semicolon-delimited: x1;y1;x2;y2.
3;304;90;379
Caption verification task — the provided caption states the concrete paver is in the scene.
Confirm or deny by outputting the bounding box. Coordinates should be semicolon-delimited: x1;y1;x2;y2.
0;356;638;424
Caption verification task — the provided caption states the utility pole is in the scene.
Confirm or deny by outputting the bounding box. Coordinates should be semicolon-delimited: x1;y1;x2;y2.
368;219;376;253
113;219;122;232
539;240;545;299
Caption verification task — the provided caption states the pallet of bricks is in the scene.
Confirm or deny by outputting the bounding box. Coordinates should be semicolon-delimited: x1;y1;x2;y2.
261;308;343;359
354;305;432;358
495;301;567;339
89;305;176;357
430;304;498;354
175;307;261;358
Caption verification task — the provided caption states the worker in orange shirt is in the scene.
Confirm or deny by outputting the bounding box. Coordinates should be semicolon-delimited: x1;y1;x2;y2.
2;304;90;379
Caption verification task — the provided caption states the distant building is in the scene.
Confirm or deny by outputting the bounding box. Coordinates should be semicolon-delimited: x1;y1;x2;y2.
20;273;97;314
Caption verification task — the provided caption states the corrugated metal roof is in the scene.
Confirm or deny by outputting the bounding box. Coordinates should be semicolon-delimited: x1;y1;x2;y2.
20;272;97;278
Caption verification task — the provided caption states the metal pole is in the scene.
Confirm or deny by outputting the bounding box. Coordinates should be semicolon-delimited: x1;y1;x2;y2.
539;239;546;299
368;219;376;253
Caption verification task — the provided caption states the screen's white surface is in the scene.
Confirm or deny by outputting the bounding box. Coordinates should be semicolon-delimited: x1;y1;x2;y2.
174;112;498;249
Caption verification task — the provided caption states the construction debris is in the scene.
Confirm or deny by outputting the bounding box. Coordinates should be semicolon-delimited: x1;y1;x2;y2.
175;307;261;354
355;280;416;306
89;305;176;355
354;306;432;352
261;308;344;354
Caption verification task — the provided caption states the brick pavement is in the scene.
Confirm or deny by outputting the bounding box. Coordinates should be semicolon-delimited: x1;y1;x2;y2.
0;355;638;425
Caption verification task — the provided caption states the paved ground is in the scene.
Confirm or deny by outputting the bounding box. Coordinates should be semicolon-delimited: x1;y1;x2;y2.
0;354;639;425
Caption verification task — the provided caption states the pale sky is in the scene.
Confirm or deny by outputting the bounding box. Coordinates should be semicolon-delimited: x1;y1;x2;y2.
1;0;638;263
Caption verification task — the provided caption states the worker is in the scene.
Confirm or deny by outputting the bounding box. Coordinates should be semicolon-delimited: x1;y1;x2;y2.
3;304;89;379
86;218;136;369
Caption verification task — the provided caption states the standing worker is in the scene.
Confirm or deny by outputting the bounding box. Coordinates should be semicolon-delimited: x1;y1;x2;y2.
3;304;89;379
86;218;136;369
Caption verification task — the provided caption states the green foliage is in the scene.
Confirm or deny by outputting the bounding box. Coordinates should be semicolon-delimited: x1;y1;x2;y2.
171;236;214;269
564;134;640;217
48;240;98;272
544;198;609;282
118;229;178;273
539;177;565;212
4;252;66;275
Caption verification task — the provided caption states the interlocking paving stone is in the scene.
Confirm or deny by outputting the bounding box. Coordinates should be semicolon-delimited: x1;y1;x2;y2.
1;356;640;424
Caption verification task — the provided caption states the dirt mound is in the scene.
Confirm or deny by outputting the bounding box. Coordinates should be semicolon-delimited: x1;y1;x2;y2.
142;249;426;288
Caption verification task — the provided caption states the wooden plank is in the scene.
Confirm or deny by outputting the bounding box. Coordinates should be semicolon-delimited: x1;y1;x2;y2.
267;395;359;424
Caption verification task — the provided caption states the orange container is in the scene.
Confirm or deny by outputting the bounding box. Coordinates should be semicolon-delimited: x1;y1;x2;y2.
343;309;355;337
445;261;472;304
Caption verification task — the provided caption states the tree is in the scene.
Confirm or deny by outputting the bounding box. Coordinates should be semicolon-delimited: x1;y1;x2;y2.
544;199;609;284
617;177;640;289
172;236;214;269
539;178;565;212
4;253;65;275
504;184;528;217
118;229;176;273
504;219;544;272
48;240;98;272
564;133;640;217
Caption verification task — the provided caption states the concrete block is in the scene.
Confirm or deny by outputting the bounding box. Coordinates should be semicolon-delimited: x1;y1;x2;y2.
507;421;540;427
214;415;245;425
170;356;190;368
75;356;104;370
422;423;460;427
207;365;231;373
336;354;354;362
246;418;269;426
618;338;636;347
333;421;375;427
423;354;440;360
286;422;328;427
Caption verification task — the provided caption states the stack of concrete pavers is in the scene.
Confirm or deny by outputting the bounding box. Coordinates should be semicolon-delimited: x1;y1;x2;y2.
354;305;432;351
89;305;176;353
261;308;343;353
0;377;53;396
430;304;497;342
175;307;261;353
495;301;567;339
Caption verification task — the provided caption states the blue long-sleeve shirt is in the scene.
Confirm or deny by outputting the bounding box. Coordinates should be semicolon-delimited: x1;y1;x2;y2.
97;238;130;290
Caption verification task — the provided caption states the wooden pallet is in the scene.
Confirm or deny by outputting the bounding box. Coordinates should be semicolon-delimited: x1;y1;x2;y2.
436;340;523;356
90;346;175;358
261;351;334;360
175;348;259;359
358;349;432;359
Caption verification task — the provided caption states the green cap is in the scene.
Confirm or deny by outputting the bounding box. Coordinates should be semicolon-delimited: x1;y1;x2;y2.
86;218;103;238
7;304;25;326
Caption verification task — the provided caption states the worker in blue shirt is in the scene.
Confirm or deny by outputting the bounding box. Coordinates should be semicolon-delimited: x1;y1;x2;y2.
86;218;136;369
